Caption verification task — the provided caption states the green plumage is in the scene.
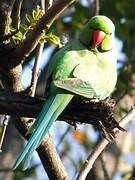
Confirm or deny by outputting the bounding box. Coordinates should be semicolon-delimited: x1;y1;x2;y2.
53;40;117;100
13;15;117;170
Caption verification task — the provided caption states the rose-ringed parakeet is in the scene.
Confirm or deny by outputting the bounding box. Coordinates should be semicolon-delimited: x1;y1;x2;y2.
13;15;117;170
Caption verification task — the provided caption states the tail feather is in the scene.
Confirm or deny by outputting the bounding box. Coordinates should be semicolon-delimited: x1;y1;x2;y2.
22;94;73;170
13;94;73;170
23;126;45;170
26;96;55;136
13;95;64;170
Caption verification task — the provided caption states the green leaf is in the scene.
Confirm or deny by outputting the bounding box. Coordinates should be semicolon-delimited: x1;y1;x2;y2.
10;26;16;32
32;8;44;21
12;31;25;41
32;9;37;20
39;38;45;44
9;17;12;25
25;14;33;24
21;24;29;31
43;32;62;48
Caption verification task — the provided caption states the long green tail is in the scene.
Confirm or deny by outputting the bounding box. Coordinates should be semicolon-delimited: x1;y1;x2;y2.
13;93;73;170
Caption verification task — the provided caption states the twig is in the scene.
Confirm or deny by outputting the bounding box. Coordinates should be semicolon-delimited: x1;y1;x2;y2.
45;0;53;9
115;90;127;104
0;168;12;172
30;45;44;96
95;0;99;15
0;115;9;152
76;138;108;180
56;126;70;149
14;0;23;30
76;106;135;180
30;0;51;97
99;155;110;180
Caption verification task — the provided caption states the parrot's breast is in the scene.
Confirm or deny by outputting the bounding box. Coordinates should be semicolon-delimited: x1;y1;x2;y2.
50;40;117;99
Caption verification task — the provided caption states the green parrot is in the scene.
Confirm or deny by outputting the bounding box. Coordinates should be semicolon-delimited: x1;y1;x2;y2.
13;15;117;170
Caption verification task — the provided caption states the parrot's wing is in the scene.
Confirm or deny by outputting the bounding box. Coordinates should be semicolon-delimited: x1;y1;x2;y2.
45;45;70;81
54;51;117;100
54;78;99;99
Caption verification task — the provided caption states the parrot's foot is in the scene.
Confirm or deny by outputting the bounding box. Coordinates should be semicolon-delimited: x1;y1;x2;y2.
89;97;126;141
61;97;125;141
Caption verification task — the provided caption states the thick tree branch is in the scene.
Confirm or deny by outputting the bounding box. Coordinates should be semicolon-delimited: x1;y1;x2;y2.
0;0;15;40
0;91;110;120
0;91;124;138
12;0;76;66
37;133;70;180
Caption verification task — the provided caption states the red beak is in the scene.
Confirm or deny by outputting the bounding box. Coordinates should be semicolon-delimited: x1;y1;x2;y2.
93;30;106;47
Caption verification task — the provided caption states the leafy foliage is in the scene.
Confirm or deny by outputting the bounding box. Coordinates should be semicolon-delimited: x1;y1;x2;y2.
10;6;61;47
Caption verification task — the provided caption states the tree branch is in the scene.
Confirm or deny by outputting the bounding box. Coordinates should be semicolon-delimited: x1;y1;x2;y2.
0;91;124;139
37;133;70;180
14;0;23;30
0;0;15;40
76;106;135;180
95;0;99;15
12;0;76;66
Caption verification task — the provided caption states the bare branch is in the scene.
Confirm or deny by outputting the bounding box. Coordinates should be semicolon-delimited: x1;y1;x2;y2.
99;155;110;180
37;133;70;180
95;0;99;15
56;126;70;149
0;115;9;152
45;0;53;9
0;91;125;139
76;139;108;180
14;0;23;30
30;1;46;97
76;107;135;180
30;44;44;96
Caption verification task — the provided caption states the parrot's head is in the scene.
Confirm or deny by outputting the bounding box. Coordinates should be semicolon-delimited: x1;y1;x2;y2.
79;15;115;52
